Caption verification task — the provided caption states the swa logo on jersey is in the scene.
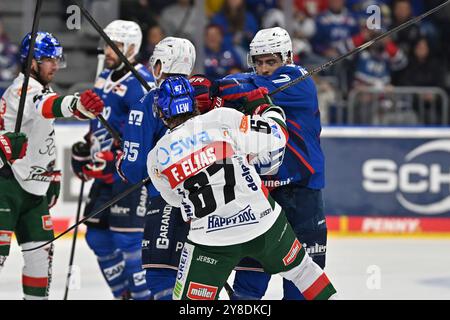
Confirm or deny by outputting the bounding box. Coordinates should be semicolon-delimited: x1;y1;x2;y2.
207;205;258;233
157;131;212;165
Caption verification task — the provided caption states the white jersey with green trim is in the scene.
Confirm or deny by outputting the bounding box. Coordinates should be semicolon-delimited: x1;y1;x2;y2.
1;73;61;195
147;107;289;246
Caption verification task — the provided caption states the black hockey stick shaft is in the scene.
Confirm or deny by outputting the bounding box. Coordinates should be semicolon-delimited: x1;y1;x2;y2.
223;282;234;298
269;0;450;96
63;180;85;300
22;177;151;252
14;0;43;132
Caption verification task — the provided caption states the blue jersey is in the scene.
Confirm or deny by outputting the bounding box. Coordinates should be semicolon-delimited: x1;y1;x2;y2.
90;64;155;182
220;65;324;190
121;90;167;197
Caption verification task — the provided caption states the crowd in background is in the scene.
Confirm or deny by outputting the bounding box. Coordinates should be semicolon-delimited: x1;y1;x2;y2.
1;0;450;125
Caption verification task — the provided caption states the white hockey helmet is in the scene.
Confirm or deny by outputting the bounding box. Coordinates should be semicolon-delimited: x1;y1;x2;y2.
149;37;196;80
247;27;293;68
103;20;143;60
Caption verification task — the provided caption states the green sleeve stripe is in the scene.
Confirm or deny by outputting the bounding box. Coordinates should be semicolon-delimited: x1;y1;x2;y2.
51;96;65;118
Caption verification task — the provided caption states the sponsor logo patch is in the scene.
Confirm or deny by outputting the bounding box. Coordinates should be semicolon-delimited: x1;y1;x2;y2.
104;261;125;281
207;205;258;233
42;215;53;231
239;116;249;133
133;270;147;287
0;230;13;246
187;282;218;300
283;239;301;266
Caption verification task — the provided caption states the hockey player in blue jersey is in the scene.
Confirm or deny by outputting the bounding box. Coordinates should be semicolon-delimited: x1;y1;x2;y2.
118;37;195;300
70;20;154;300
198;27;327;300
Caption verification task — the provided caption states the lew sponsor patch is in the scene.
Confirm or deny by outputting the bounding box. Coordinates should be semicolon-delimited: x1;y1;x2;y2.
42;215;53;231
187;282;218;300
0;230;13;246
283;239;302;266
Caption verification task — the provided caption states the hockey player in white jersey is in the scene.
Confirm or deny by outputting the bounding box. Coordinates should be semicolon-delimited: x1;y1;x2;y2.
147;76;338;300
0;32;104;299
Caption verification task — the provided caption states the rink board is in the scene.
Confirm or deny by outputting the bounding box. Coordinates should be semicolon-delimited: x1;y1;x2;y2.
50;124;450;235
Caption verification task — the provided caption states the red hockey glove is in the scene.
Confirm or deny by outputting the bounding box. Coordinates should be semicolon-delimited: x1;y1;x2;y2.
0;132;28;164
73;90;105;120
189;75;224;114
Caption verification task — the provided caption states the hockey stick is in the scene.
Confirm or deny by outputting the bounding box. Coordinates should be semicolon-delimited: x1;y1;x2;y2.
14;0;43;132
63;180;85;300
22;177;151;252
268;0;450;96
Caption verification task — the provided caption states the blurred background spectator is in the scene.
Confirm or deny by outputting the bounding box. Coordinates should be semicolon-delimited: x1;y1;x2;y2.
210;0;259;54
0;18;20;83
204;24;243;79
138;24;165;66
160;0;200;43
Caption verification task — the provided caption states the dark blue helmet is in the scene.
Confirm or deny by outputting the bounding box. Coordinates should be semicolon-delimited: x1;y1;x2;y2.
154;76;195;119
20;31;65;67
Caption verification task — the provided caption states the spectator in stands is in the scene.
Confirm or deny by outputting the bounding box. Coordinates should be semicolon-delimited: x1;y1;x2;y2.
352;32;408;124
160;0;199;43
246;0;277;25
396;37;445;88
0;18;19;83
390;0;422;56
206;0;225;18
203;24;243;80
396;37;446;124
138;25;164;66
210;0;259;51
312;0;360;58
295;0;328;17
120;0;158;31
148;0;177;14
261;0;321;67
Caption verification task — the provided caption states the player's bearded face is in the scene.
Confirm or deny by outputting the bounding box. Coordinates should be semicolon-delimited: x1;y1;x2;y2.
254;54;283;76
104;42;124;69
34;58;59;84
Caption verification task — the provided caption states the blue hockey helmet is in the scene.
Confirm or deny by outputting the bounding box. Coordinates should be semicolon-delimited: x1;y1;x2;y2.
20;31;66;67
153;76;195;119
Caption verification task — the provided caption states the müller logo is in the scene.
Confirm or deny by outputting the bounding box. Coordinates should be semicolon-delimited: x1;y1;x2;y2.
362;139;450;215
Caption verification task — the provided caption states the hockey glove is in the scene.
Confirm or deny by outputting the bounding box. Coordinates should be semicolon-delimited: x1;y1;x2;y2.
46;170;61;209
0;132;28;165
189;75;224;114
71;141;91;181
82;150;117;184
72;90;105;120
